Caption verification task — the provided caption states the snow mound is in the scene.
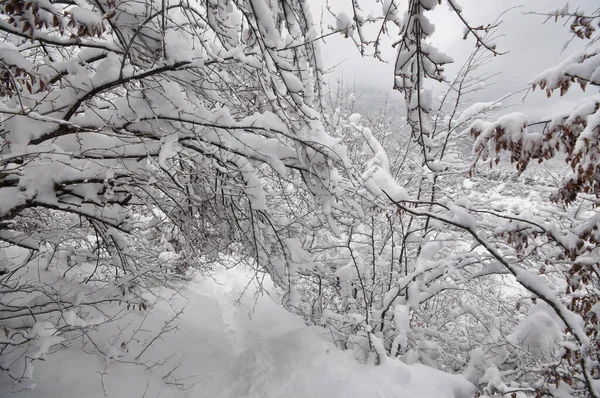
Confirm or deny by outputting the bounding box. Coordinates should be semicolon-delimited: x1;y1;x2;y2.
1;267;473;398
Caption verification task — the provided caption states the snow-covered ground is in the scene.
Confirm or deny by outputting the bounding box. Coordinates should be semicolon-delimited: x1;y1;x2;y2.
1;267;473;398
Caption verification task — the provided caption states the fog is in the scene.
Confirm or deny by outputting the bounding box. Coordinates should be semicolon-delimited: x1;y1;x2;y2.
312;0;598;118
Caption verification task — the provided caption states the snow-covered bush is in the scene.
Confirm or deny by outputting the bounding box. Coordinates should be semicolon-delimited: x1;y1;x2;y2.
314;1;600;397
468;4;600;397
0;0;357;388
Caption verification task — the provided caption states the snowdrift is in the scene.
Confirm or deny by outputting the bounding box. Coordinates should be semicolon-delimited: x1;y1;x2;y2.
1;267;473;398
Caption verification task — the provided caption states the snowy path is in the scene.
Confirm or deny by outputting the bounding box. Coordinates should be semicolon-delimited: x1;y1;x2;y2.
1;268;473;398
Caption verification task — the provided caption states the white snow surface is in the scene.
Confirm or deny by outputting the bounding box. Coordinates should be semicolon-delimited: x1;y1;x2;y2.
0;267;473;398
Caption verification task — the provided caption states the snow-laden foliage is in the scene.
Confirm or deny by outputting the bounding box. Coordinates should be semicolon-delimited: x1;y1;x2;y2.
1;1;599;397
469;5;600;397
291;68;543;396
314;2;600;397
0;0;360;387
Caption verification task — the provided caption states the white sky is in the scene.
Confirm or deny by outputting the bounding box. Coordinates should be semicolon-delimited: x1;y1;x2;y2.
310;0;598;119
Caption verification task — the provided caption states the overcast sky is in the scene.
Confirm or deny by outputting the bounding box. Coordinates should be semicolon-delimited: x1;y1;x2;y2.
311;0;598;119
